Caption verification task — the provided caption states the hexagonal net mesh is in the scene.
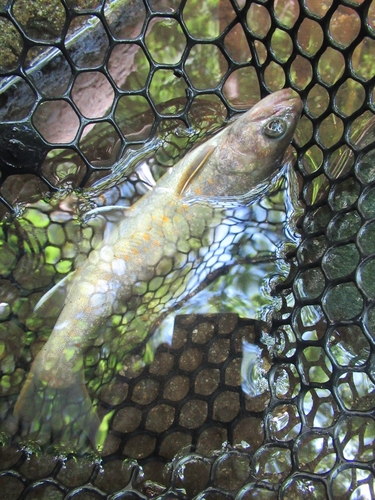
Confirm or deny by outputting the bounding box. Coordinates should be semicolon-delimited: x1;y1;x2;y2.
0;0;375;498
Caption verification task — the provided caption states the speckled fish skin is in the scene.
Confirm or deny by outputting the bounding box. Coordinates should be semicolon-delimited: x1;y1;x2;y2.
14;89;302;450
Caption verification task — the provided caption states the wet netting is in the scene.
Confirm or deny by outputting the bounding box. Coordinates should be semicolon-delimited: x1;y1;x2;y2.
0;0;375;498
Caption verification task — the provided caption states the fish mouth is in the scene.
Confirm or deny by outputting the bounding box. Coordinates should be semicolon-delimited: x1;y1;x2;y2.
272;88;303;114
251;88;303;119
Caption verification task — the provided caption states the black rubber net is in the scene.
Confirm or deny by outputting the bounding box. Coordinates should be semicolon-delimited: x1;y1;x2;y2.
0;0;375;498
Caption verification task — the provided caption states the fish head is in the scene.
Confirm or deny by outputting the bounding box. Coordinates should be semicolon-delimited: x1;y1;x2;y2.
217;88;303;188
178;89;302;201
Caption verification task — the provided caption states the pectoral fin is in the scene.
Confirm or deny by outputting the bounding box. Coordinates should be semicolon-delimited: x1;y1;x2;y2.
34;270;76;317
83;205;129;222
177;145;215;195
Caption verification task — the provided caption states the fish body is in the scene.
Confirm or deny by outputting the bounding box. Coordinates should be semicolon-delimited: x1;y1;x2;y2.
14;89;302;451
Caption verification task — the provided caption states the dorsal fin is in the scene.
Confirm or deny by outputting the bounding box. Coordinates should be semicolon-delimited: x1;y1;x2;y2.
177;145;215;196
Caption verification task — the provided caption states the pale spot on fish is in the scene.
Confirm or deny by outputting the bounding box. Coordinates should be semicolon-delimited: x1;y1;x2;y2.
100;245;114;263
98;262;112;274
95;279;110;293
89;251;100;265
112;258;126;276
77;281;96;296
90;293;105;308
54;319;72;330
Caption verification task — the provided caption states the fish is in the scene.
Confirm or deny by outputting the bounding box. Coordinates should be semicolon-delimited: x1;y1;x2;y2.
13;89;302;452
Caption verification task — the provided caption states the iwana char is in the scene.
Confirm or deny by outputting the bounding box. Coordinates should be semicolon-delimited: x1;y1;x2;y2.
14;89;302;451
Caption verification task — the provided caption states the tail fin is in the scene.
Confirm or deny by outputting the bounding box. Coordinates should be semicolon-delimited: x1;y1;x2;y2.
14;365;100;454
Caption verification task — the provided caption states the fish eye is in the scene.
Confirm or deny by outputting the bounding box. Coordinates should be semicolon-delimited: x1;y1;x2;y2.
263;118;287;138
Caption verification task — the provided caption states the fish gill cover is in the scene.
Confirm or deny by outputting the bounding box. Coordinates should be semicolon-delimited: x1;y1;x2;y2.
0;0;374;499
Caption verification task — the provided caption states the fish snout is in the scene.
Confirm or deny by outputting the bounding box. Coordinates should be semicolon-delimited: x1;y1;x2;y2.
250;88;303;121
